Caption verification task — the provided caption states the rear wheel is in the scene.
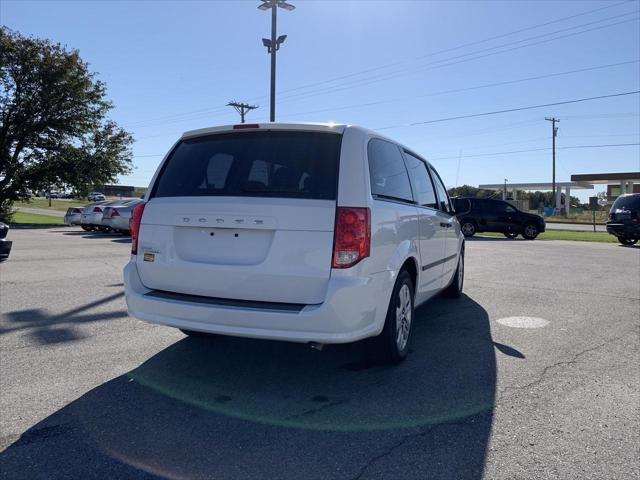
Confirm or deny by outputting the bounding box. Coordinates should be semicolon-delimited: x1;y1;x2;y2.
368;270;414;364
443;250;464;298
503;232;518;239
461;221;476;238
80;225;92;231
97;226;112;233
522;223;539;240
618;237;638;245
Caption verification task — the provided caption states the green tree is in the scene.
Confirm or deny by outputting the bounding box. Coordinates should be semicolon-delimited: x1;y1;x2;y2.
0;27;133;220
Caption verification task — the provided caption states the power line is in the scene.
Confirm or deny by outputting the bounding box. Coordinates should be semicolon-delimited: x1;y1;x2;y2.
271;0;635;98
279;60;638;119
272;11;638;105
428;143;640;161
121;4;638;129
375;91;640;130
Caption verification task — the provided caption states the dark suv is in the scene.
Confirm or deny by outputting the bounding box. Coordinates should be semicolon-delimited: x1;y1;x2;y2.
606;193;640;245
453;197;546;240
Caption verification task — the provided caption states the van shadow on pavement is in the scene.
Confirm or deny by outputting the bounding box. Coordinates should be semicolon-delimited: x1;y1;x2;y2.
0;295;497;480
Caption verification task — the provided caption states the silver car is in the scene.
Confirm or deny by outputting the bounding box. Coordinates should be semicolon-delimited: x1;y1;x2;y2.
102;199;145;234
63;206;83;226
80;201;115;232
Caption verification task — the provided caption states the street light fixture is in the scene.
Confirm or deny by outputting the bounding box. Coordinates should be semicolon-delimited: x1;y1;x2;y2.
258;0;295;122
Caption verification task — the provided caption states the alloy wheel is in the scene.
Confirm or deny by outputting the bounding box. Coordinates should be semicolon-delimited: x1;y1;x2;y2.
395;284;412;351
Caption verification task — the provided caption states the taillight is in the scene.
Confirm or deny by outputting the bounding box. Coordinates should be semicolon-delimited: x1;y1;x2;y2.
93;207;102;213
130;202;146;255
111;208;120;217
72;208;82;213
332;207;370;268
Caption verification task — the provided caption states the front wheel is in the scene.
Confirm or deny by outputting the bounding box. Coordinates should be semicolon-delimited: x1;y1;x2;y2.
368;270;414;364
618;237;638;245
461;221;476;237
522;223;539;240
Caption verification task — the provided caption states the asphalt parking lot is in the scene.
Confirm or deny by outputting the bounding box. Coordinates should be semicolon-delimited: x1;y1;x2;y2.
1;228;638;480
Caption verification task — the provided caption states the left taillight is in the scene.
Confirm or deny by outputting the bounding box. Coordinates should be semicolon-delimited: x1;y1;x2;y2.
130;202;146;255
332;207;370;268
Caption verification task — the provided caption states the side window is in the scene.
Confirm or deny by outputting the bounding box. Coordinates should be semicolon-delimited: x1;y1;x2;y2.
484;200;500;214
493;202;516;213
367;139;413;203
204;153;233;189
402;151;438;209
430;166;453;214
453;198;470;214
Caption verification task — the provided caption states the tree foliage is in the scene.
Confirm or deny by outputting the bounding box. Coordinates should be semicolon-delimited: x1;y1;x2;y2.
0;27;133;219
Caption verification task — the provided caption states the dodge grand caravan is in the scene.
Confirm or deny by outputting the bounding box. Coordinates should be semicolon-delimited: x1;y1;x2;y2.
124;123;464;363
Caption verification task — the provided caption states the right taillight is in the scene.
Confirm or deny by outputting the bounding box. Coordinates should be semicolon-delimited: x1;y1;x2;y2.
111;208;120;217
332;207;370;268
130;202;146;255
93;207;102;213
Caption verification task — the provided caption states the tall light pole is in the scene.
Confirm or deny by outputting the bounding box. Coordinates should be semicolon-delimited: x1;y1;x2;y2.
545;117;559;210
259;0;295;122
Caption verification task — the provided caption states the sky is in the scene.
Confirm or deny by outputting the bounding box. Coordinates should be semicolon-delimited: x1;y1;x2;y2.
2;0;639;200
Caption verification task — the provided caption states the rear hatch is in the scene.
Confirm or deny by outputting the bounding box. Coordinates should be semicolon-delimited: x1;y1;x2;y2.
137;128;342;305
609;194;640;222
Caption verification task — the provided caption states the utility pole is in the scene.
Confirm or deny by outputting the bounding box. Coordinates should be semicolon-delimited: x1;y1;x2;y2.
545;117;559;211
227;101;259;123
259;0;295;122
503;178;508;201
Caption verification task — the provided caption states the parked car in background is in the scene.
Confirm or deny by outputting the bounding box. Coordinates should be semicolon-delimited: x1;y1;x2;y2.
79;201;111;231
606;193;640;245
88;192;106;201
64;206;83;226
0;223;12;262
102;199;145;234
124;123;465;364
453;197;545;239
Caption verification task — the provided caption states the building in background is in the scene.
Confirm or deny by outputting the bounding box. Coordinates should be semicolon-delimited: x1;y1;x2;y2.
570;173;640;202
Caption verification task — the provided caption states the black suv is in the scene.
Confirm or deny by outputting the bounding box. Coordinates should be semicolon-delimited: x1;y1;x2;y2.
453;197;546;240
606;193;640;245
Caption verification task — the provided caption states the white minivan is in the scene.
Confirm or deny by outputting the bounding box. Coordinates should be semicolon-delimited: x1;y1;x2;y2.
124;123;464;363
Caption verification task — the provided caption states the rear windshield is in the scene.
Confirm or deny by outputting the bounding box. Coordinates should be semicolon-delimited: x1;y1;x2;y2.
151;131;342;200
611;194;640;211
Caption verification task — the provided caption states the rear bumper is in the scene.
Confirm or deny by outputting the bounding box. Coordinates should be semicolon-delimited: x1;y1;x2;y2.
606;222;640;238
64;214;81;225
103;217;130;231
124;261;394;344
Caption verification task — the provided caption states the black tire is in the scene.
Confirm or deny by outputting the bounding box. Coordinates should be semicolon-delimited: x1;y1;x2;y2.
97;226;112;233
522;223;539;240
368;270;414;364
503;232;518;239
618;237;638;246
460;220;476;238
80;225;92;231
443;250;464;298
